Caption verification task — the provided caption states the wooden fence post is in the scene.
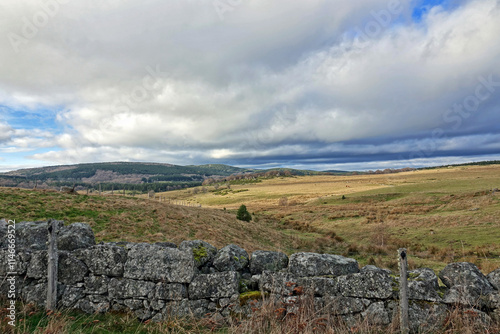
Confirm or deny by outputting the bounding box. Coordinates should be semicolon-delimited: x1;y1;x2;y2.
46;219;59;311
398;248;409;334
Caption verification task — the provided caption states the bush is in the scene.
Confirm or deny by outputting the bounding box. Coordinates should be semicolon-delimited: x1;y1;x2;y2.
236;204;252;222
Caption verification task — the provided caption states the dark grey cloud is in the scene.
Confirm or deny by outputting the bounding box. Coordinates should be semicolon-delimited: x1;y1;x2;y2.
0;0;499;170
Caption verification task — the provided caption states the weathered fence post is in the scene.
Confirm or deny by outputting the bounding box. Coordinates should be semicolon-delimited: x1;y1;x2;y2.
46;219;58;311
398;248;409;334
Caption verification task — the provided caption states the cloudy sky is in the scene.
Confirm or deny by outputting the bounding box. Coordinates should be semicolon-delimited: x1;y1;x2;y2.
0;0;499;172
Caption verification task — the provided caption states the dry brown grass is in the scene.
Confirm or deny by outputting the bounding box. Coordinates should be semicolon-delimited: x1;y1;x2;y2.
228;292;500;334
0;187;297;253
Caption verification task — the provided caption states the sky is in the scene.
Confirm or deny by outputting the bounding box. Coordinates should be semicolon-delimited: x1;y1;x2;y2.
0;0;499;172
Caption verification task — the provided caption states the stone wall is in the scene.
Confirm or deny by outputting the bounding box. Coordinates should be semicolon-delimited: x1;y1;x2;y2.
1;220;499;332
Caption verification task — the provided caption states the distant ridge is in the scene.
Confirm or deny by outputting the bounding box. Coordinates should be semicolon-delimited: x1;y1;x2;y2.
0;162;317;192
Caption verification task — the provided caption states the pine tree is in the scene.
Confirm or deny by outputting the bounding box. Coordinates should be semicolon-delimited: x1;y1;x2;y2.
236;204;252;222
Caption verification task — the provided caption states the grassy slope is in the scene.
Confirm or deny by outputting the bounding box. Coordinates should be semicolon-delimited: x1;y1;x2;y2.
2;165;499;272
0;187;299;253
160;165;500;273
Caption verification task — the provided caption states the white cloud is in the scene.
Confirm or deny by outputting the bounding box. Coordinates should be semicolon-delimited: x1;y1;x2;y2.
0;0;499;169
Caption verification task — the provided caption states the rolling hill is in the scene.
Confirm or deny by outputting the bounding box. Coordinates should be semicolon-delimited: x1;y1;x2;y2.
0;162;330;193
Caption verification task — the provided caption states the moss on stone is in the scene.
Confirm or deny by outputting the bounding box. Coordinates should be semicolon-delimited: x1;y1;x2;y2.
408;272;420;279
239;291;264;306
192;245;208;262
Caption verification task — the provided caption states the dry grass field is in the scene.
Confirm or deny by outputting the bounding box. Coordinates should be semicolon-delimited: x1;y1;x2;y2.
160;164;500;272
1;164;500;333
0;187;296;253
2;164;499;272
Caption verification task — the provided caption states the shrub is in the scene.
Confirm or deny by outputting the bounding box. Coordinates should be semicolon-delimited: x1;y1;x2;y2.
236;204;252;222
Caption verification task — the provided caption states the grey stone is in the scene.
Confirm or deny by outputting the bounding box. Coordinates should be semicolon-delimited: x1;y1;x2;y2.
134;307;155;321
84;275;110;295
407;268;441;302
124;298;145;310
408;301;447;334
297;277;338;296
179;240;217;268
124;243;195;283
288;252;359;277
336;270;393;299
26;250;47;279
21;283;47;306
213;244;249;272
360;265;391;275
17;251;31;276
108;278;155;299
58;251;88;285
439;262;494;293
111;300;128;312
21;282;65;307
443;285;490;308
487;268;500;290
16;220;64;250
362;301;390;325
76;295;110;313
460;309;492;329
60;286;84;308
0;275;23;297
153;283;187;300
154;242;177;248
487;292;500;309
57;222;95;251
78;243;127;277
149;299;166;311
250;250;288;275
320;296;367;314
188;271;239;299
0;249;31;276
162;299;210;318
259;271;299;296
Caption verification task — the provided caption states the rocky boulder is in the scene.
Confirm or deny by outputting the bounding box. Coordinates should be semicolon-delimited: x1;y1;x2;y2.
336;270;393;299
77;243;127;277
16;220;64;250
57;222;95;251
259;271;299;296
439;262;494;293
362;301;391;325
152;283;187;301
213;244;249;272
58;251;88;285
179;240;217;268
250;250;288;275
84;275;110;295
108;278;156;299
76;295;110;314
408;301;447;334
443;285;491;308
407;268;441;302
319;296;368;315
0;249;31;276
124;243;195;283
297;277;338;297
154;242;177;248
188;271;239;299
360;265;391;275
288;252;359;277
487;268;500;290
26;251;48;279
